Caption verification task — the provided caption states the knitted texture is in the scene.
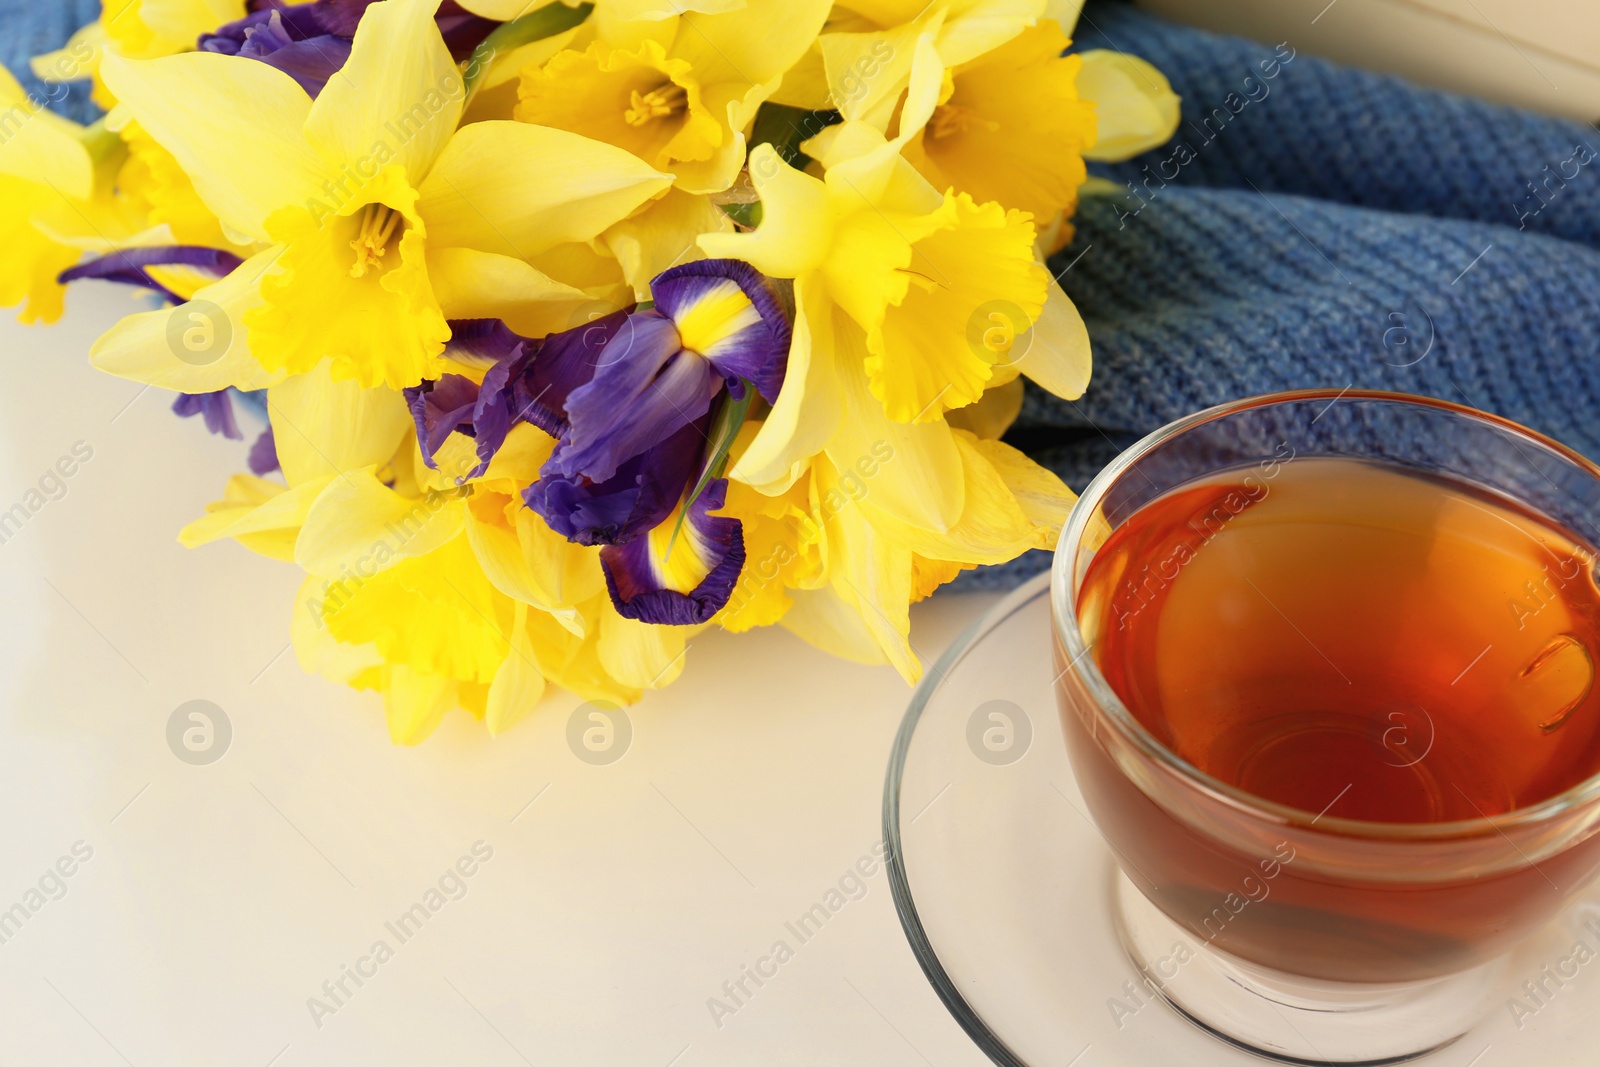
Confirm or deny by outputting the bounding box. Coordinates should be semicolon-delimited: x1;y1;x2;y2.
956;1;1600;591
0;0;99;124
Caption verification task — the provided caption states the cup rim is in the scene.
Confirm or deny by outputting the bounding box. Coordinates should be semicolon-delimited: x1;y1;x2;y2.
1050;387;1600;840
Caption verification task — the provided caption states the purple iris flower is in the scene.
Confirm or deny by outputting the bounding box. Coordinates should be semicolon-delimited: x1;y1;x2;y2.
406;259;792;626
203;1;500;97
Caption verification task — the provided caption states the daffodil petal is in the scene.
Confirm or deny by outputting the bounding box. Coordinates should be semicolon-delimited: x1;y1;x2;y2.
968;435;1077;532
859;430;1043;564
946;377;1024;439
427;246;593;338
815;458;919;680
304;0;464;186
698;144;832;278
417;120;672;257
523;597;642;705
824;313;964;534
267;361;414;485
603;187;732;300
485;606;547;735
1043;0;1086;32
868;195;1046;422
932;0;1042;67
0;66;93;199
727;275;840;493
89;248;285;392
597;608;692;689
1017;277;1091;400
819;5;942;130
0;177;81;324
139;0;248;45
1078;49;1181;162
382;665;457;745
464;494;585;635
779;586;890;666
674;0;830;84
296;466;467;577
292;574;385;684
100;50;329;241
179;471;335;555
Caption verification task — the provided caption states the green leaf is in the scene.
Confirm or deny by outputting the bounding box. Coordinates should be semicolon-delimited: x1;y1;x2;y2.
747;102;842;171
462;2;595;97
665;384;755;561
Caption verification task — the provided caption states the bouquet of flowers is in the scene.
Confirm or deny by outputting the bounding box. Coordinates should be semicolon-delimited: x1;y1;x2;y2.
5;0;1177;741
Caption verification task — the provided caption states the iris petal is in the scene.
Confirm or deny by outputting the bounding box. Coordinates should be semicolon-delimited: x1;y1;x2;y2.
59;245;245;304
527;420;705;546
650;259;791;402
405;373;480;469
172;390;243;441
551;311;719;485
600;478;745;626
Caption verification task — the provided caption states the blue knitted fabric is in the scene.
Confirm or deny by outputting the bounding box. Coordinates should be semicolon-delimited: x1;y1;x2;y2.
0;0;99;123
956;0;1600;590
8;1;1600;593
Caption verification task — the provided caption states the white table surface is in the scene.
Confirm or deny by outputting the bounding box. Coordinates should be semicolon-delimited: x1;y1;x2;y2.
0;281;1005;1066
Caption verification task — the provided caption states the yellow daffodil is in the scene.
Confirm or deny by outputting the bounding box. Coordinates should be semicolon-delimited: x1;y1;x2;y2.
894;19;1178;245
516;0;830;193
94;0;671;392
900;20;1096;221
700;96;1089;494
821;4;1179;228
817;0;1045;128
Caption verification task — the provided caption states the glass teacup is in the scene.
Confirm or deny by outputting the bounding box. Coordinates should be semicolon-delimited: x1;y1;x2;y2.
1051;390;1600;1062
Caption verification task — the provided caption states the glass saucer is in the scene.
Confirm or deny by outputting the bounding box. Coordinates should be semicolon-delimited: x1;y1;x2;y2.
883;573;1600;1066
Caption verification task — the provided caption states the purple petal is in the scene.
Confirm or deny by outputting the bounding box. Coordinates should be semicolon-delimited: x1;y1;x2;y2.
508;307;633;439
600;478;745;625
59;246;244;304
248;427;280;476
552;311;720;485
255;35;352;97
405;374;481;471
206;5;324;50
649;259;790;403
442;318;527;370
173;391;242;441
526;420;705;546
292;0;499;60
204;8;350;96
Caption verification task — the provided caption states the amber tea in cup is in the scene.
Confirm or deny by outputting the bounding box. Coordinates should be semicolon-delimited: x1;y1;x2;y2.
1051;391;1600;1063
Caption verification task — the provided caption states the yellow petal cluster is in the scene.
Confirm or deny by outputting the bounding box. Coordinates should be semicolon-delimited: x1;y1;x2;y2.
13;0;1180;742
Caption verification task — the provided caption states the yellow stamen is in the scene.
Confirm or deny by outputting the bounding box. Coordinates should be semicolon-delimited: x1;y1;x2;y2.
625;82;688;127
349;203;403;278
